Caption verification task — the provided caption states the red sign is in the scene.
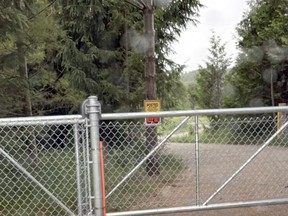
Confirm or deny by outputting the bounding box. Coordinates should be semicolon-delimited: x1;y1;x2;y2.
146;117;160;124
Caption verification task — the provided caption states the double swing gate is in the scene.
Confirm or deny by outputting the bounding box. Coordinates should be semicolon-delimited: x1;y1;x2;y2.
1;96;288;215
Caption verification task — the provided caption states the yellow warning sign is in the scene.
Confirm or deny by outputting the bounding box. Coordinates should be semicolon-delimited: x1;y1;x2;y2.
144;100;161;125
144;100;161;112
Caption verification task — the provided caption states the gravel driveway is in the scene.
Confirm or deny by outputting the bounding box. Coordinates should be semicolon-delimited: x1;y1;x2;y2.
150;142;288;216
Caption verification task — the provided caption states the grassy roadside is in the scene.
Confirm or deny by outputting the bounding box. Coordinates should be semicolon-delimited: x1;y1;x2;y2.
0;149;77;216
1;145;185;215
104;150;184;212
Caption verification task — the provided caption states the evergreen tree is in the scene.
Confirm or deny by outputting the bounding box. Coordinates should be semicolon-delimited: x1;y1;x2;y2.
190;33;230;114
0;0;203;116
0;0;33;116
57;0;202;112
0;0;82;117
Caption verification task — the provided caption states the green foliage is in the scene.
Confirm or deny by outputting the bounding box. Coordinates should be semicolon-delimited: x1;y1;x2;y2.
0;1;31;116
230;0;288;107
188;33;230;112
58;0;203;112
0;0;83;117
155;0;202;109
0;0;203;116
181;70;198;84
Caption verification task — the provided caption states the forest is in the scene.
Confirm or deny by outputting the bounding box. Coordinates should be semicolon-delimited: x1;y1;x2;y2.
0;0;288;118
188;0;288;110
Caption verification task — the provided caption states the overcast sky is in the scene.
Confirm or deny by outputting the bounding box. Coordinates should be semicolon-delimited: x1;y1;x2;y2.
169;0;249;72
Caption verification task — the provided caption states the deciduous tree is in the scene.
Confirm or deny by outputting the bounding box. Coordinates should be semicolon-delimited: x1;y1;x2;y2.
230;0;288;107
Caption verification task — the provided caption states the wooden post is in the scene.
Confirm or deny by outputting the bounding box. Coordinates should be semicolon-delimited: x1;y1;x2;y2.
277;103;287;130
144;0;160;176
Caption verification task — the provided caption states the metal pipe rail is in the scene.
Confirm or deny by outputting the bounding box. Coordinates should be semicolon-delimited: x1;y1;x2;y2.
0;106;287;124
101;106;288;120
106;198;288;216
0;115;84;126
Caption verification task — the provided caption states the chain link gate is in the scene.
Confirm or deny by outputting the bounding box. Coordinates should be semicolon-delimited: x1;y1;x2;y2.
1;96;288;216
96;103;288;216
0;115;92;216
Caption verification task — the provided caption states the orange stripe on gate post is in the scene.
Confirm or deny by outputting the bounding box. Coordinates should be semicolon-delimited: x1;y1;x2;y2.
99;141;106;216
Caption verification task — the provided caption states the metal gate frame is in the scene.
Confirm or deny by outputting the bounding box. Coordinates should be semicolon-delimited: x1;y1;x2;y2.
84;96;288;216
0;115;90;216
2;96;288;216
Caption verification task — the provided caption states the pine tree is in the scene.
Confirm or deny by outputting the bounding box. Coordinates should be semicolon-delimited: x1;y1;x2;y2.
57;0;203;111
0;0;82;117
191;32;230;115
0;0;32;116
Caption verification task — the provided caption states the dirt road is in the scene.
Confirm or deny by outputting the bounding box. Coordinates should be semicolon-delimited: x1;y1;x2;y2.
150;143;288;216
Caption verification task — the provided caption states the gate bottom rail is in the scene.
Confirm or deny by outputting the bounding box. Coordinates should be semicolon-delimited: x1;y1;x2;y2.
106;198;288;216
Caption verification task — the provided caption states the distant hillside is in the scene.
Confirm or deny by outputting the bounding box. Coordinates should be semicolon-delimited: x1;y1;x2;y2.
181;68;233;85
181;70;198;85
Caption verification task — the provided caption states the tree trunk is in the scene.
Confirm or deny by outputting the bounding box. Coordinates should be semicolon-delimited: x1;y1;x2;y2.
16;34;37;163
271;70;275;107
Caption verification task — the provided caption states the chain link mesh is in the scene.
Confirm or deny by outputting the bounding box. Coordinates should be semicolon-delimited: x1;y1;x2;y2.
1;113;288;215
102;115;288;212
0;117;90;216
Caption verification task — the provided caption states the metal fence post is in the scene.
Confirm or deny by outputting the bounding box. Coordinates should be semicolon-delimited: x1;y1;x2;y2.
87;96;103;216
194;115;200;206
73;123;83;216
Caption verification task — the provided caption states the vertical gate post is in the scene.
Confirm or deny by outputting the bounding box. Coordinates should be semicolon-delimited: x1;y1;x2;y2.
87;96;104;216
277;103;287;130
74;123;83;216
194;115;200;206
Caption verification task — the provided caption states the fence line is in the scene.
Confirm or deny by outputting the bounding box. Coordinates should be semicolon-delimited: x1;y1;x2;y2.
1;96;288;215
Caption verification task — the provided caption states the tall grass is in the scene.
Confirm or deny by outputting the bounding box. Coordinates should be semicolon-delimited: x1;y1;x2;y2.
105;153;184;212
0;149;76;216
1;145;184;215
